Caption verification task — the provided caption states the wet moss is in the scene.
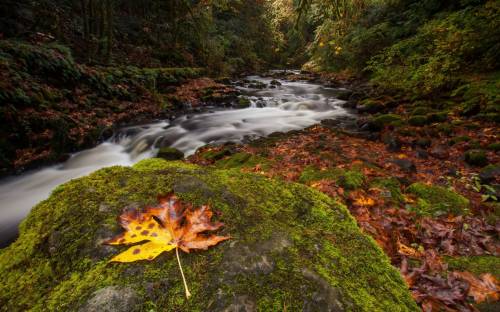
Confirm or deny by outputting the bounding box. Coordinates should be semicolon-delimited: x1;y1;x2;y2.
406;183;469;216
372;114;403;128
444;256;500;277
214;152;271;170
0;159;417;311
370;177;404;203
299;166;365;190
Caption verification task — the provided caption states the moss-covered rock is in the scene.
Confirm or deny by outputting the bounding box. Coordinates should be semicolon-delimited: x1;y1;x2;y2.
426;112;448;123
0;159;418;311
464;149;488;167
156;147;184;160
370;177;404;203
408;115;429;126
487;142;500;151
299;166;365;190
406;183;469;216
235;97;251;108
372;114;403;129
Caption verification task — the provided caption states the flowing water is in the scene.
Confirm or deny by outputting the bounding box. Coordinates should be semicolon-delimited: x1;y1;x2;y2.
0;73;355;247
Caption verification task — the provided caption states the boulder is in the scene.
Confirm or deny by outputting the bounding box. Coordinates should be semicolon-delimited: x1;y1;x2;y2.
156;147;184;160
0;159;417;311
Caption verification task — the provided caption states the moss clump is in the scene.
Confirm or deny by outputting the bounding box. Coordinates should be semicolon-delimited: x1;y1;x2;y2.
445;256;500;277
487;142;500;151
299;165;337;184
372;114;403;128
426;112;448;123
411;107;431;116
408;115;429;126
299;166;365;190
406;183;469;216
449;136;471;145
156;147;184;160
199;147;233;161
236;97;251;108
464;149;488;167
0;159;418;311
370;177;404;203
215;152;270;170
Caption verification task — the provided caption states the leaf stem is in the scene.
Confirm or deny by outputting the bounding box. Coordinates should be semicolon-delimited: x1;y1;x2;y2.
176;247;191;299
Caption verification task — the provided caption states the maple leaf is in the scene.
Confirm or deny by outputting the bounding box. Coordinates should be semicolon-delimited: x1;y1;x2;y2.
105;194;230;298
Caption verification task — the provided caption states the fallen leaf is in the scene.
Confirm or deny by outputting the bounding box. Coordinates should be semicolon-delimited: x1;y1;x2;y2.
106;194;230;298
453;272;500;303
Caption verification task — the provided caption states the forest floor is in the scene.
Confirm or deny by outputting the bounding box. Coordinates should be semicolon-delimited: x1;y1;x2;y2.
184;72;500;311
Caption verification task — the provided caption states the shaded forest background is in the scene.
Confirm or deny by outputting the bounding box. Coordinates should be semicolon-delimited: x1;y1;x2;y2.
0;0;498;172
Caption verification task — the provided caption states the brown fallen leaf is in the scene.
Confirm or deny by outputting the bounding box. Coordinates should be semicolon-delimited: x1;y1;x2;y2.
105;194;230;298
453;271;500;303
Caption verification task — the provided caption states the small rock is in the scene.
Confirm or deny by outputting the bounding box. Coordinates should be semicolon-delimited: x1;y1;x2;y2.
78;286;140;312
416;148;429;159
429;145;449;160
479;164;500;183
390;159;416;173
270;79;282;86
382;134;402;152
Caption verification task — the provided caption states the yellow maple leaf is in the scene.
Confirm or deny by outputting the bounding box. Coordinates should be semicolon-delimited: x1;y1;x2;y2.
105;194;230;298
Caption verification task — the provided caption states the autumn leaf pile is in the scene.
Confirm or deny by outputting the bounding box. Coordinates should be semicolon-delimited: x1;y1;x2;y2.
189;124;499;311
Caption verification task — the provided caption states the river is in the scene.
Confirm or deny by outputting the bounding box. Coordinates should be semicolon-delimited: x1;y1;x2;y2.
0;73;354;247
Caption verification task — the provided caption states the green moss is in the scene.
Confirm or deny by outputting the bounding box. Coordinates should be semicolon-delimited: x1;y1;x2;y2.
298;165;337;184
236;97;251;108
156;147;184;160
215;152;270;170
370;177;404;203
411;107;431;116
449;136;471;145
426;112;448;123
372;114;403;128
299;166;365;190
199;147;232;161
464;149;488;167
445;256;500;277
408;115;429;126
487;142;500;151
0;160;417;311
406;182;469;216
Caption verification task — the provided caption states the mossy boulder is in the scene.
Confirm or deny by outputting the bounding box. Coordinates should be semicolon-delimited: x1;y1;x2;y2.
214;152;270;170
406;183;469;216
156;147;184;160
0;159;418;311
372;114;403;129
408;115;429;126
464;149;488;167
235;97;251;108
